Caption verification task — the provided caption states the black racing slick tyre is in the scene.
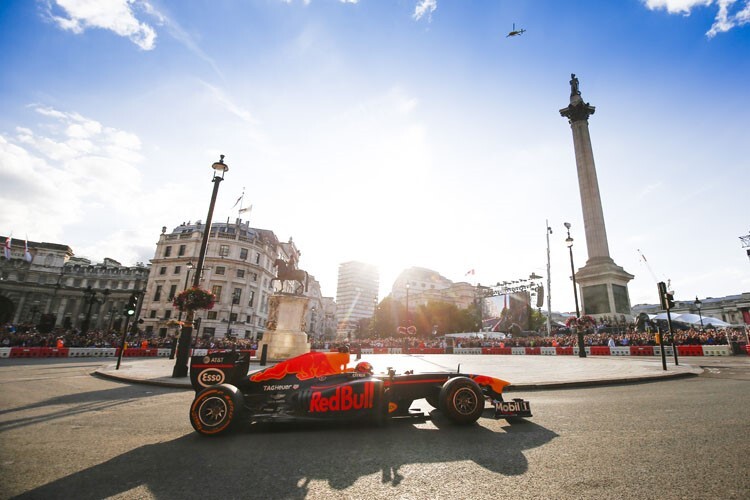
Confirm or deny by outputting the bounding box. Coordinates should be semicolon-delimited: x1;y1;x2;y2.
438;377;485;425
190;384;243;436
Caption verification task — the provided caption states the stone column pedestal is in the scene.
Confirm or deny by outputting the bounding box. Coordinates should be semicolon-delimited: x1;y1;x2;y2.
258;294;310;361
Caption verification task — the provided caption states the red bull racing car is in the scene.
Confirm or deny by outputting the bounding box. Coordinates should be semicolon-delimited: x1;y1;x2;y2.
188;349;532;436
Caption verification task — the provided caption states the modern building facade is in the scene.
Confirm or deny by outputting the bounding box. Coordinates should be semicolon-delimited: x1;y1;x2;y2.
335;261;379;338
0;236;149;331
140;220;322;341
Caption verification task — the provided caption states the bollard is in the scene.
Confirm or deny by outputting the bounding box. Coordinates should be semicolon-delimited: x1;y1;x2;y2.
260;344;268;366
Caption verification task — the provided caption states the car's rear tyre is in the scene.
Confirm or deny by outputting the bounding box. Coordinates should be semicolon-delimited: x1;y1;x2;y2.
190;383;243;436
438;377;485;425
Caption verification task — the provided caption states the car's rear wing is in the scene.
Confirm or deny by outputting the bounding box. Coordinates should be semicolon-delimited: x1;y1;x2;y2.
189;351;250;391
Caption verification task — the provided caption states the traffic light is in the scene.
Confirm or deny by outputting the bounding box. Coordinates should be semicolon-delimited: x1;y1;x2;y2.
665;292;675;310
125;293;138;317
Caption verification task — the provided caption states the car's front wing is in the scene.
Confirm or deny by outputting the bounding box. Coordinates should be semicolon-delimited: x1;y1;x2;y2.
493;398;532;419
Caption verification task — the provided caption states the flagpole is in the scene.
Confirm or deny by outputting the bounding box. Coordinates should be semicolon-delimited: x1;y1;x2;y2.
546;220;552;336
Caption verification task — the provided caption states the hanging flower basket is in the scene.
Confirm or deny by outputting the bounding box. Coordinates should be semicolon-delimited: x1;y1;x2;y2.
173;287;216;312
565;315;596;330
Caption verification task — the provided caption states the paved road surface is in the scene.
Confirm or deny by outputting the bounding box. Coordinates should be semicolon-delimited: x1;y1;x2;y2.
0;357;748;499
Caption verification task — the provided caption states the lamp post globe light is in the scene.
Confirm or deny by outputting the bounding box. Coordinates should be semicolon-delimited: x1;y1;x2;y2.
564;222;586;358
173;155;228;378
694;296;704;330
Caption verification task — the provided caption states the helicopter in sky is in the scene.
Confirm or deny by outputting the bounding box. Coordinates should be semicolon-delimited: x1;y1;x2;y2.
506;23;526;38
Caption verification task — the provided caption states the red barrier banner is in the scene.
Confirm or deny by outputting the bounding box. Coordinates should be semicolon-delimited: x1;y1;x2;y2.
677;345;704;356
482;348;512;355
589;346;611;356
630;346;654;356
525;347;541;355
10;347;39;357
555;347;574;355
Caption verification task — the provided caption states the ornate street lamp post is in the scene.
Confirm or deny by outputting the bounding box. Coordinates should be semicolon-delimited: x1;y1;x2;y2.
173;155;228;378
694;296;704;330
81;287;108;334
565;222;586;358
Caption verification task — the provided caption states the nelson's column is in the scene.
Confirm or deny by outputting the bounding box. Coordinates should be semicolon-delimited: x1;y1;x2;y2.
559;74;634;319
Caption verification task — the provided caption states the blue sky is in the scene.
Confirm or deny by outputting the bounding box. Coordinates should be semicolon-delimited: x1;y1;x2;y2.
1;0;748;313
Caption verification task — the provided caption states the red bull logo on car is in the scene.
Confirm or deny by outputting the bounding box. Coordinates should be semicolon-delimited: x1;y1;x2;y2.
309;382;374;413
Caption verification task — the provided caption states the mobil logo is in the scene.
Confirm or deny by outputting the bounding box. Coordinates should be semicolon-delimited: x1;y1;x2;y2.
309;381;374;413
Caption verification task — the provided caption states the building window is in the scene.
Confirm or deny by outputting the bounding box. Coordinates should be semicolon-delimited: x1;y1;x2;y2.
154;285;162;301
229;312;238;322
207;311;217;320
168;284;177;300
248;290;255;307
246;315;253;323
149;310;157;318
164;246;172;257
232;288;242;304
212;285;222;300
164;310;172;320
251;272;258;282
174;266;181;274
159;266;167;275
237;269;245;278
240;248;248;260
203;327;216;336
255;253;261;264
178;244;186;256
215;266;226;275
219;245;230;257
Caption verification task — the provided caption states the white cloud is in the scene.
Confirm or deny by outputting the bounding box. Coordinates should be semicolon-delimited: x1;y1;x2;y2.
413;0;437;22
644;0;713;14
45;0;159;50
643;0;750;37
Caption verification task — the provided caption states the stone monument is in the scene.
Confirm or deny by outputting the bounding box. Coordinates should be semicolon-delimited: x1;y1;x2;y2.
257;255;311;360
559;74;634;320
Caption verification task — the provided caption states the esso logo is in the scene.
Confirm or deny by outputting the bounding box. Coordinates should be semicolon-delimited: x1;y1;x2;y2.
198;368;225;387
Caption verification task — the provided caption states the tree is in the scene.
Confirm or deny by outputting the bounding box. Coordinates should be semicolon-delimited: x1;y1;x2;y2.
370;296;399;338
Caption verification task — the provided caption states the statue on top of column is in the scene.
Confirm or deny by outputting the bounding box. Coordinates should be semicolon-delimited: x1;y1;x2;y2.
570;73;581;97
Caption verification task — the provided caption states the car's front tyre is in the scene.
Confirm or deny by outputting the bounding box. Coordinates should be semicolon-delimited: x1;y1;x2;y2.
190;384;243;436
438;377;485;425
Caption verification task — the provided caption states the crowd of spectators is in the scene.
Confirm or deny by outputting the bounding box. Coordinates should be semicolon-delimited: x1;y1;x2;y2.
2;322;747;352
0;323;258;350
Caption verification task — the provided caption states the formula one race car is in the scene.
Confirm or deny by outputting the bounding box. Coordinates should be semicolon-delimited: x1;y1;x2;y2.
188;349;532;436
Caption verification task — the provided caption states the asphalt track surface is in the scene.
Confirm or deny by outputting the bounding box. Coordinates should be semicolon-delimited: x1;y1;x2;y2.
1;356;748;500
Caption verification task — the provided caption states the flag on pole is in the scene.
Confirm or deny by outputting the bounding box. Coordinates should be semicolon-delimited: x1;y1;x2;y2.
3;236;11;260
239;204;252;215
231;194;243;209
24;237;32;263
465;269;475;276
231;187;245;210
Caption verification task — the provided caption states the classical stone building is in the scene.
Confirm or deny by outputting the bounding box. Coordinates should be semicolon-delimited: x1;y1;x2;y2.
0;236;149;330
140;220;325;340
632;292;750;327
391;267;476;311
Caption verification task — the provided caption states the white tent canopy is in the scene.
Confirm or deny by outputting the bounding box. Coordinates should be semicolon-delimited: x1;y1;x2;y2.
672;313;731;327
648;312;731;327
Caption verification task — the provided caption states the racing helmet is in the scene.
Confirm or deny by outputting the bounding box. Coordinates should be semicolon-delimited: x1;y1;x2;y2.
355;361;373;374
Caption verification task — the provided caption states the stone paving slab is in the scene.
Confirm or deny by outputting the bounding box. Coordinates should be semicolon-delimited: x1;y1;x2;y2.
94;353;703;390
